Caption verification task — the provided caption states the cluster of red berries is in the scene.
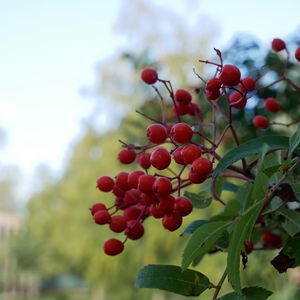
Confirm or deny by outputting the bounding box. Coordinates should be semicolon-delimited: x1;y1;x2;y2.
91;121;215;256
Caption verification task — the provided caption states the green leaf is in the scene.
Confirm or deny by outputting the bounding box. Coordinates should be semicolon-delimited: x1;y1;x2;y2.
278;207;300;236
182;222;230;270
223;181;240;192
180;220;209;236
281;237;300;266
289;124;300;157
237;182;253;212
222;199;241;217
135;264;210;297
217;286;272;300
184;191;212;208
251;172;269;203
227;202;263;293
290;183;300;201
213;136;289;176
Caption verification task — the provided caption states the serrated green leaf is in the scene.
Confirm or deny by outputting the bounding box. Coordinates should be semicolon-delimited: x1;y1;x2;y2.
213;136;289;177
278;208;300;236
182;222;230;270
180;220;209;236
184;191;212;209
227;202;263;292
217;286;272;300
135;264;210;296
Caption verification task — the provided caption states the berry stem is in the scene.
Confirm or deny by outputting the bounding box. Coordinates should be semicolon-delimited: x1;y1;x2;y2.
212;269;227;300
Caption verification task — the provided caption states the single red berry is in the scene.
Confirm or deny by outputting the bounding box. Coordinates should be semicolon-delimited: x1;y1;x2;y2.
271;38;286;52
118;149;136;164
173;146;185;165
150;148;171;170
244;241;254;254
90;202;107;216
158;195;175;214
94;209;111;225
137;152;151;169
192;157;213;177
150;204;164;218
170;123;193;144
109;215;127;232
103;238;124;256
113;185;125;197
181;144;202;164
173;102;189;116
124;189;141;205
187;102;201;116
162;213;183;231
153;177;173;196
206;88;220;101
141;68;158;85
123;206;142;221
138;174;156;194
229;91;247;109
142;193;158;205
253;115;269;129
147;124;168;144
96;176;114;192
262;231;282;248
219;64;241;86
240;77;256;91
174;196;193;216
265;97;280;112
206;78;221;90
188;170;206;184
125;221;144;240
115;171;130;191
295;46;300;62
175;89;192;105
128;170;145;189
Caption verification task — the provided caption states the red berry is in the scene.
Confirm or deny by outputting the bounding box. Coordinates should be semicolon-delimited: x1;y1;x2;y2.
147;124;168;144
115;171;130;191
124;189;141;205
229;91;247;109
94;209;111;225
265;97;280;112
153;177;173;196
253;115;269;129
128;170;145;189
188;170;206;184
170;123;193;144
173;146;185;165
295;46;300;62
271;38;286;52
244;241;254;254
103;238;124;256
118;149;136;164
262;231;282;248
181;144;202;164
125;221;144;240
206;88;220;101
162;213;183;231
150;204;164;218
175;89;192;105
173;102;189;116
96;176;114;192
142;193;158;205
187;102;201;116
123;206;142;221
240;77;256;91
206;78;221;90
90;202;107;216
109;215;127;232
219;64;241;86
138;174;156;194
150;148;171;170
113;185;125;197
141;68;158;85
158;195;175;214
174;196;193;216
137;152;151;169
192;157;213;177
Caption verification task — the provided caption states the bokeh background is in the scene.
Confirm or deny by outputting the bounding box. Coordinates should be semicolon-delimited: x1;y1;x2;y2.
1;1;300;299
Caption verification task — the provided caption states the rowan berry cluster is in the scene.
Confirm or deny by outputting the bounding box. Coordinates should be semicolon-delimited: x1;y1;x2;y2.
90;38;300;256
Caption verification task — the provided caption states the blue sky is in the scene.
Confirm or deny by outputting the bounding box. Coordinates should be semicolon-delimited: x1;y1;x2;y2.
0;0;299;197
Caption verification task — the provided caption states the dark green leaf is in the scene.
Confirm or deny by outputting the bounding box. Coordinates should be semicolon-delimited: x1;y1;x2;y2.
184;191;212;209
237;182;253;212
222;199;241;217
213;136;289;176
218;286;272;300
251;172;269;202
180;220;209;236
281;237;300;266
278;207;300;236
290;183;300;201
135;264;210;297
227;202;263;292
289;124;300;157
182;222;230;270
